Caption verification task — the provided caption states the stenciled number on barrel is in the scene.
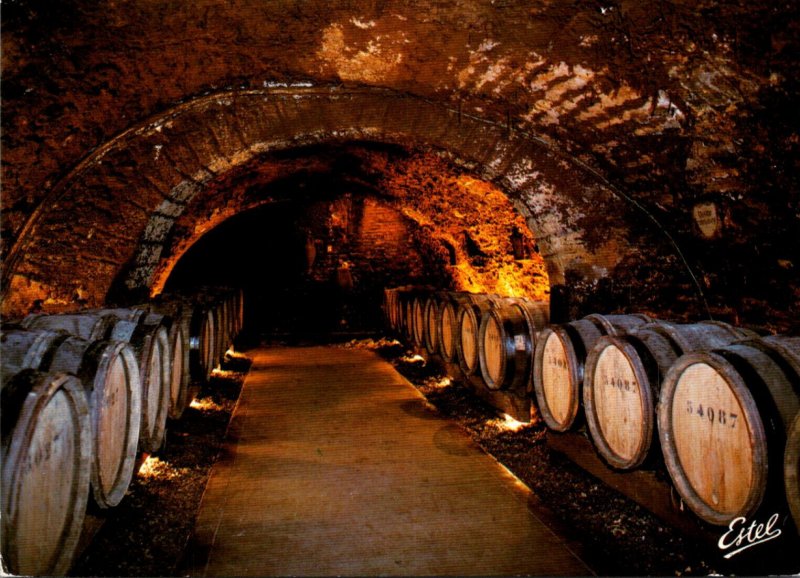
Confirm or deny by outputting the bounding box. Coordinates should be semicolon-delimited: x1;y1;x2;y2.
604;376;638;394
686;400;738;428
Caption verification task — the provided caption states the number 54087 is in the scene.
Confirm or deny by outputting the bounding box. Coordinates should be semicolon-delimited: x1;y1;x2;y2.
686;400;738;428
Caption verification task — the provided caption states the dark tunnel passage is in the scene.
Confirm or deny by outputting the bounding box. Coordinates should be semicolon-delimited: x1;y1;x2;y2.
162;197;439;340
159;145;551;342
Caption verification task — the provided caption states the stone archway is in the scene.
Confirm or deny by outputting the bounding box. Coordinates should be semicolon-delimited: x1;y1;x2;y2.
1;86;702;319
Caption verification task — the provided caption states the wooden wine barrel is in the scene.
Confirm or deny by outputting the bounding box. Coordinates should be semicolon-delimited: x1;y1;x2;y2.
391;288;405;334
411;293;429;348
158;313;187;420
392;288;408;337
188;287;240;368
478;298;549;392
131;321;170;451
456;294;512;378
515;298;550;338
657;335;800;525
220;289;240;359
193;304;217;381
384;287;399;333
19;310;170;452
583;320;755;470
383;287;396;331
220;289;239;347
382;288;394;330
213;298;230;366
134;303;190;420
786;412;800;535
1;369;92;577
533;313;652;432
403;292;417;343
82;309;171;453
149;293;217;384
393;288;409;334
1;328;141;509
234;287;245;337
437;292;474;364
422;292;448;356
395;287;426;344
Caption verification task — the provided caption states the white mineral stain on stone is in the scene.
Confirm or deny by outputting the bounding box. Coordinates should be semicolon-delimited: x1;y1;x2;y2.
504;159;539;190
575;83;642;123
350;17;376;29
528;60;570;92
318;23;406;82
595;100;653;130
475;58;509;90
477;39;500;52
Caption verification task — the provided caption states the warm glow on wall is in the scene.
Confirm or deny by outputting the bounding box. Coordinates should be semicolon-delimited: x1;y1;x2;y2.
375;151;549;302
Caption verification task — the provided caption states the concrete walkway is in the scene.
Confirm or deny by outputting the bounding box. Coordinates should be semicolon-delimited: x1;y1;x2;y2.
181;346;591;576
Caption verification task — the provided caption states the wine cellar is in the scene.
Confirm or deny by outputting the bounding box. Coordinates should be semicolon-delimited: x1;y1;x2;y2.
2;1;799;576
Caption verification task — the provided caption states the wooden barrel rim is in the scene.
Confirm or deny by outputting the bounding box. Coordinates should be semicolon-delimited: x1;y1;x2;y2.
583;335;654;470
760;336;800;378
456;303;482;376
582;313;617;335
412;297;426;347
438;299;459;363
0;328;67;379
234;288;245;334
1;370;92;576
423;296;441;355
785;412;800;535
584;313;653;337
86;341;142;507
699;319;759;339
212;302;228;366
515;299;548;340
650;319;739;353
200;309;216;380
394;289;407;332
657;351;768;525
478;310;508;390
139;324;171;452
533;326;580;431
404;298;415;341
167;321;188;420
388;291;397;330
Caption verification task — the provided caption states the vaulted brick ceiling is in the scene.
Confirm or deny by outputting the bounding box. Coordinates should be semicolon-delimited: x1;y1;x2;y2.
2;0;798;331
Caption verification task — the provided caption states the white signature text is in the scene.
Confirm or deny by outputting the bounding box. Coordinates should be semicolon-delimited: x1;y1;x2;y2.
717;513;782;559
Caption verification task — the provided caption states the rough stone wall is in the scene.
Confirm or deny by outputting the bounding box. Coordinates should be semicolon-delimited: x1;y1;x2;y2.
2;0;799;331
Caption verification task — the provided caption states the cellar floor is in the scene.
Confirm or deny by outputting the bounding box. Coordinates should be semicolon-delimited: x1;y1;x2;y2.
179;346;592;576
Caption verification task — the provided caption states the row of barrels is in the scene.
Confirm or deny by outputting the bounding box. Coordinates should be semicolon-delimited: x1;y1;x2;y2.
384;287;550;394
383;287;800;532
0;288;243;576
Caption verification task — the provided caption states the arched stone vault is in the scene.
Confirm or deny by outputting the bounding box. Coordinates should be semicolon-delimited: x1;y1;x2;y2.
1;86;701;319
